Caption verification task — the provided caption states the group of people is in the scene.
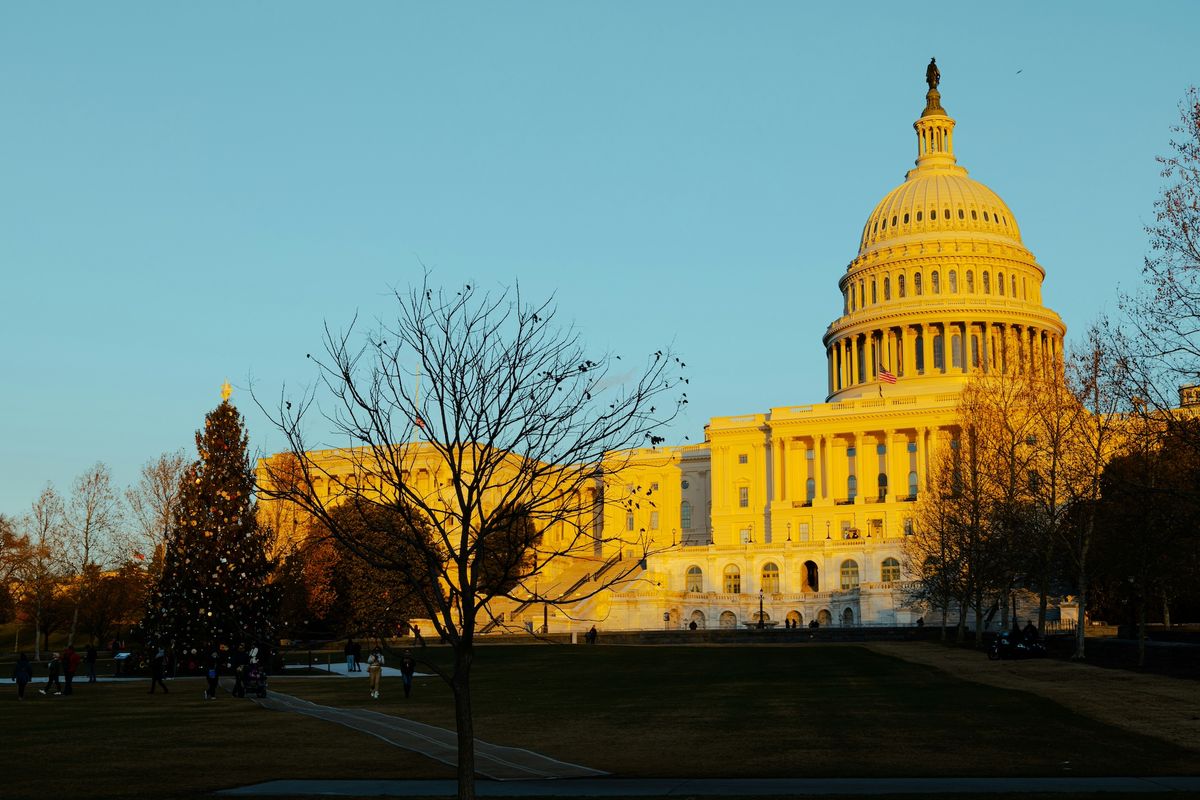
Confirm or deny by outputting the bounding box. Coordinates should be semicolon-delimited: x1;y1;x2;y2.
347;639;417;700
10;644;100;699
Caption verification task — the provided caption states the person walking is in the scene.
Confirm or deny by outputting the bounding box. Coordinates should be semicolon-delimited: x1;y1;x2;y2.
585;625;598;645
148;648;169;694
366;647;384;700
231;644;249;698
40;653;62;695
203;653;219;700
351;640;363;672
62;645;80;695
85;644;98;683
399;650;416;699
344;638;356;673
12;653;33;700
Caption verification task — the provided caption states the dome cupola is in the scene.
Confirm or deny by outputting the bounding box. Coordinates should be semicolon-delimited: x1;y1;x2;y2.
821;60;1066;402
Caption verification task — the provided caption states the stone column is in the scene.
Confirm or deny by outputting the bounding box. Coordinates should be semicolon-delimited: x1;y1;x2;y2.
916;426;928;493
777;436;788;502
921;324;934;375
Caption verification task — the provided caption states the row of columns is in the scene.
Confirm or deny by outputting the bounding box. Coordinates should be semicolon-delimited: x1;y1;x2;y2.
827;321;1061;394
772;427;944;505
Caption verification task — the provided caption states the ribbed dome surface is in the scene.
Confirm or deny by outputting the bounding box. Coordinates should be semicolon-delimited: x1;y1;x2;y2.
858;170;1022;255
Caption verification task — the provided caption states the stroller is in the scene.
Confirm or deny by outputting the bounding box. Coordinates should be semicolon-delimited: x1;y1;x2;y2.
244;662;268;698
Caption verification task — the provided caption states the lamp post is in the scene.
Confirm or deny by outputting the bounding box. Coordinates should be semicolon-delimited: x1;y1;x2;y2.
787;522;792;542
826;520;831;540
757;588;766;630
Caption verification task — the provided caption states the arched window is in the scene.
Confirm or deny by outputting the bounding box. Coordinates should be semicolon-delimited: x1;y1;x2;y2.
686;565;704;593
933;332;945;371
914;273;923;296
998;272;1006;296
859;280;865;309
983;272;991;294
690;610;707;629
850;287;856;311
818;608;833;626
877;472;888;501
761;562;780;594
898;275;907;298
804;560;820;592
871;280;877;304
1012;275;1018;297
723;565;742;594
908;470;919;498
881;558;901;582
949;270;958;293
805;477;816;503
931;271;941;294
842;607;855;626
847;474;858;501
786;610;803;628
884;276;891;300
840;560;860;590
719;611;737;629
951;334;962;369
681;500;692;530
966;270;975;292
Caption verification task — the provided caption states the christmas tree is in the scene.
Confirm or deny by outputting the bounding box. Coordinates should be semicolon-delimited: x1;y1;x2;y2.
144;383;276;663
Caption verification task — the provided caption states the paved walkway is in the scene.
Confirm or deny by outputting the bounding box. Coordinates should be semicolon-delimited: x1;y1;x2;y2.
247;688;607;781
220;776;1200;796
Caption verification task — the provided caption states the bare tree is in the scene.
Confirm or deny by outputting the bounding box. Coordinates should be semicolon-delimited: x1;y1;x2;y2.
125;450;187;569
1121;88;1200;421
258;280;683;800
1056;321;1129;658
14;486;66;660
64;463;122;646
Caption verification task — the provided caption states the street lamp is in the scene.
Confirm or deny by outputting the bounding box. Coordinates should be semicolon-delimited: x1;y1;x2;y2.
757;588;766;630
826;520;831;540
787;522;792;542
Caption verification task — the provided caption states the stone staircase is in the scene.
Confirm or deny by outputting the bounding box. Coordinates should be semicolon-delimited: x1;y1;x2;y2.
479;551;628;634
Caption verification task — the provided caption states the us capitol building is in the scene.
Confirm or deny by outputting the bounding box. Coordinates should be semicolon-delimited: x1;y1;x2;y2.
542;64;1067;632
263;65;1069;633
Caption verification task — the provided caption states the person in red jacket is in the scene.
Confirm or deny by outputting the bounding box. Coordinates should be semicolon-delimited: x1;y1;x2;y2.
62;645;82;695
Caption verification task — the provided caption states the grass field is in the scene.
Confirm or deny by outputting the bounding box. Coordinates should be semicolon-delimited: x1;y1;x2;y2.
3;643;1197;800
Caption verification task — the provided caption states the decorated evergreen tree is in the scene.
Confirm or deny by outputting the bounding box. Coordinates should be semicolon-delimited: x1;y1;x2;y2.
144;384;276;662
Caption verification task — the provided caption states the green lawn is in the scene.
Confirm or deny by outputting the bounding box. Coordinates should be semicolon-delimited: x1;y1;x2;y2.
2;643;1196;800
283;643;1200;780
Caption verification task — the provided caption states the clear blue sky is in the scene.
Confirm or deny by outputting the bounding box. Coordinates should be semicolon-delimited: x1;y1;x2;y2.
2;2;1197;515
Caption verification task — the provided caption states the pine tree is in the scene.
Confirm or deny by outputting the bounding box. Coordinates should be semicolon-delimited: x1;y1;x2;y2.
144;393;276;662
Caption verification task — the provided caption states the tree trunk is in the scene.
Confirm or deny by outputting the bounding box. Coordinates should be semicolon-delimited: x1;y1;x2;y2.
1037;571;1049;633
939;602;947;642
1137;594;1147;669
68;603;80;648
452;645;476;800
973;591;985;649
955;598;968;644
1073;583;1087;661
1162;592;1171;629
34;602;42;662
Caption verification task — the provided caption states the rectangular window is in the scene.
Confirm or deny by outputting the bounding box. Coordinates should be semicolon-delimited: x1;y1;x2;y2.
650;482;659;492
738;486;749;507
681;502;692;530
738;454;748;464
841;520;852;538
626;512;635;531
799;523;810;542
649;511;659;530
740;528;751;544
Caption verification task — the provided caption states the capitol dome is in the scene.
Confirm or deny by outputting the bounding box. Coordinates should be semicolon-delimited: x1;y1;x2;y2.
822;63;1065;402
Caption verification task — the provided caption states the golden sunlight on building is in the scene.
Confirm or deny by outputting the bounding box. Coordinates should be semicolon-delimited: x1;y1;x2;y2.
262;68;1069;633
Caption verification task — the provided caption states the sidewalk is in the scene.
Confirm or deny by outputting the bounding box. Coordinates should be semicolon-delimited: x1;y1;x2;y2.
248;688;607;780
220;776;1200;796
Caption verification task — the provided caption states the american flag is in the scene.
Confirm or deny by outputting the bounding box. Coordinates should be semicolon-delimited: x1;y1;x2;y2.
879;367;897;384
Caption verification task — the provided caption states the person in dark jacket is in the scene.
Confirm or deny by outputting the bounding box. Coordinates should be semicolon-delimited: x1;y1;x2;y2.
203;653;220;700
148;648;169;694
399;650;416;698
231;644;249;697
40;653;62;695
62;645;80;695
12;653;33;699
85;644;98;683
